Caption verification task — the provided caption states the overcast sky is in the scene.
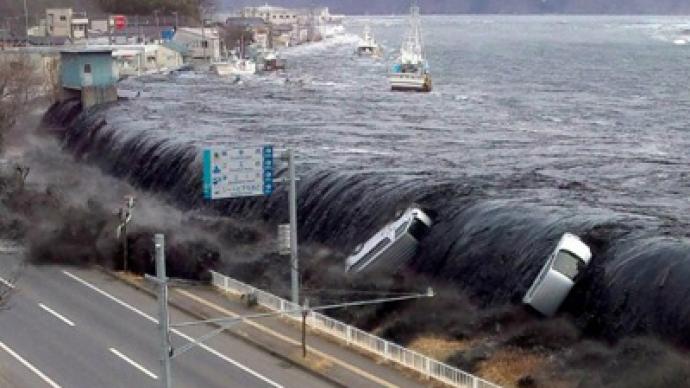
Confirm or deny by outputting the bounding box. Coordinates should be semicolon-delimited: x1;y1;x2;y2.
221;0;690;14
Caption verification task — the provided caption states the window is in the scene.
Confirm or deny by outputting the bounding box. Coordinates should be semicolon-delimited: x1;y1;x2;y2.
552;250;583;280
84;64;91;73
395;221;410;238
351;238;391;272
201;40;208;48
60;16;66;21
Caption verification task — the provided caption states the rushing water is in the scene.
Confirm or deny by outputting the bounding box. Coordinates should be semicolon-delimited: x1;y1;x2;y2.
50;16;690;345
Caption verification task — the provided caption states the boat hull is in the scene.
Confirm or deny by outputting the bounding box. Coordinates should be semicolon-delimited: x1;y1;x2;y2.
388;73;432;92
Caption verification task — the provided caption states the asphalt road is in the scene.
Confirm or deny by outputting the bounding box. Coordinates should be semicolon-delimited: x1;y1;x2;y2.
0;263;335;388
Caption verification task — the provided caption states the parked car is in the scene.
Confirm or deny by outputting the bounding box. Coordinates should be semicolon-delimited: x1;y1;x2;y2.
522;233;592;317
345;207;433;274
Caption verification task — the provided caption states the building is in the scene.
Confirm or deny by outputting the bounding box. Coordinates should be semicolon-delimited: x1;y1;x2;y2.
71;16;89;40
109;44;183;76
173;27;220;60
90;20;109;34
46;9;72;37
241;6;299;26
60;49;118;107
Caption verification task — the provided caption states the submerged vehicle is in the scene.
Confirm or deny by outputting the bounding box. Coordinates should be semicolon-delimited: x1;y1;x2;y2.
356;24;383;57
522;233;592;317
388;2;432;92
345;207;433;274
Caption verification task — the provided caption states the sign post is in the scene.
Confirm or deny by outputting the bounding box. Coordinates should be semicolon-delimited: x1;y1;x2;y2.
202;145;299;304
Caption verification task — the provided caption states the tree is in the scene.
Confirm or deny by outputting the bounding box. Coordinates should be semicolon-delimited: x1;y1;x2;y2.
0;54;37;152
220;25;254;54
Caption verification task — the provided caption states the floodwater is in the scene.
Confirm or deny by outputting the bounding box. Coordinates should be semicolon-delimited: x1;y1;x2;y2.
55;16;690;345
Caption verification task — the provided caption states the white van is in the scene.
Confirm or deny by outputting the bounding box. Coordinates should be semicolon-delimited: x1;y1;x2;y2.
345;208;433;274
522;233;592;317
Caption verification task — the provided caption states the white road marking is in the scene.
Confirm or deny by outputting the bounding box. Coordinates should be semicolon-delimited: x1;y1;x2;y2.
0;276;14;289
38;304;75;327
109;348;158;380
0;340;62;388
62;270;283;388
176;289;399;388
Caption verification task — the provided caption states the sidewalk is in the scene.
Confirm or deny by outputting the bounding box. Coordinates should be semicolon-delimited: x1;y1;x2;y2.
115;272;437;388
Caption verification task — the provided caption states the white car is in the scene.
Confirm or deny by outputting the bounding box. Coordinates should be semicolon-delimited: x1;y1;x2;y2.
345;208;433;274
522;233;592;317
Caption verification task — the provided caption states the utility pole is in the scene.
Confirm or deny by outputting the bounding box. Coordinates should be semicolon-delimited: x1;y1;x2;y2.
172;12;178;29
22;0;28;46
287;148;299;305
201;18;207;62
155;234;172;388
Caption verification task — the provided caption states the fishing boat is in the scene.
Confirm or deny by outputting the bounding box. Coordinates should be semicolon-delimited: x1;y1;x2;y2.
356;24;383;57
388;2;432;92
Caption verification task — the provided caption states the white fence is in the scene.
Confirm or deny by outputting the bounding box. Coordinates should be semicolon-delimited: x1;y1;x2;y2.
210;271;501;388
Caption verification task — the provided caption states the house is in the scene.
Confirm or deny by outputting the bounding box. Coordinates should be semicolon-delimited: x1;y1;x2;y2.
173;27;220;60
46;9;73;37
71;15;89;40
110;44;183;76
60;49;118;107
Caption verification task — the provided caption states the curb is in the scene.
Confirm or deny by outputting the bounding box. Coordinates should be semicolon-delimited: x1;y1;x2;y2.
98;268;347;388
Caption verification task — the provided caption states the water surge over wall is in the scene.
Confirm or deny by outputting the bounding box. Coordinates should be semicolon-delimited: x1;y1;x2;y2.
46;101;690;347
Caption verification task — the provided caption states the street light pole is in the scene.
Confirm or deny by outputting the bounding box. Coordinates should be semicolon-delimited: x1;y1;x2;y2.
287;148;299;305
155;234;172;388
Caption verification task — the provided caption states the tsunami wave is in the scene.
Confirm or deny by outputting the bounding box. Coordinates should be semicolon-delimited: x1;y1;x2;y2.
44;100;690;348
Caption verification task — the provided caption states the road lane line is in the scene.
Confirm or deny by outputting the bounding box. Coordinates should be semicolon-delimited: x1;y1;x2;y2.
176;289;398;388
62;270;282;388
109;348;158;380
0;276;14;289
38;303;76;327
0;340;62;388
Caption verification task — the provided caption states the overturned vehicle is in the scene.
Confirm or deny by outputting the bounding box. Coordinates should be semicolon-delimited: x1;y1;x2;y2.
523;233;592;317
345;207;433;275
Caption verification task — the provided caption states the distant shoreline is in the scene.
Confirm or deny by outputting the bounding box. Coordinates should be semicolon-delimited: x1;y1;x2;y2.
217;11;690;17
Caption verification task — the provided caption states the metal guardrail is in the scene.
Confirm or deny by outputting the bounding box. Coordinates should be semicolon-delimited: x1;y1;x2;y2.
210;271;501;388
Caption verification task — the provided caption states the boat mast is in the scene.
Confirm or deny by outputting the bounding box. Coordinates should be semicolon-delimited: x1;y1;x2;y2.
401;1;423;65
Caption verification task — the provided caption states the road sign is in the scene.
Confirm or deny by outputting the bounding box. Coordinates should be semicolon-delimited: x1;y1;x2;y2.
203;146;274;199
113;15;127;31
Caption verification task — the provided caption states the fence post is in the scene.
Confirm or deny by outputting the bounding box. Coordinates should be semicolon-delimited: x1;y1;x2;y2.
346;325;352;346
473;376;479;388
384;341;389;361
223;276;228;293
425;357;431;380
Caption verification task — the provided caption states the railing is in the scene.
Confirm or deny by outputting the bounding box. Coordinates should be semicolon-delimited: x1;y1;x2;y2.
210;271;501;388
